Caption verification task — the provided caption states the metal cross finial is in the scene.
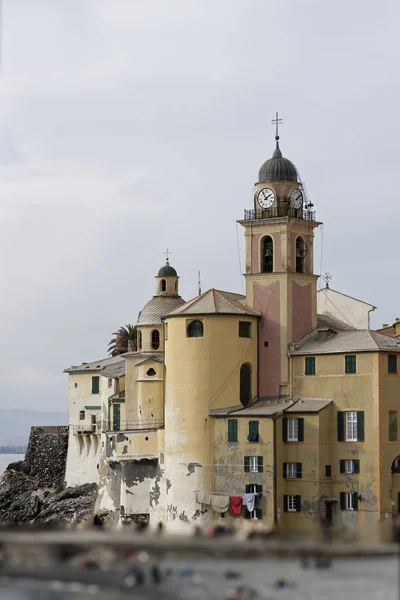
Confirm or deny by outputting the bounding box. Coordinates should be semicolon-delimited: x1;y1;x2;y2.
271;111;283;139
164;248;172;263
322;273;332;289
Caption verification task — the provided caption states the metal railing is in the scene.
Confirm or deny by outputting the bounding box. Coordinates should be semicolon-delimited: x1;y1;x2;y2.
243;207;316;222
103;419;164;433
73;422;101;435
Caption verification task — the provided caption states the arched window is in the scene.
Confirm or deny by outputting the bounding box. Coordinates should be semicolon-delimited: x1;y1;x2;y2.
137;330;142;351
161;279;167;292
296;237;306;273
151;330;160;350
240;364;251;407
146;368;156;376
187;320;204;338
262;236;273;273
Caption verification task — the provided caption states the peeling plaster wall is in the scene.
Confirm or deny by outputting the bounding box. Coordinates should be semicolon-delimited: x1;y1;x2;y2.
65;428;100;486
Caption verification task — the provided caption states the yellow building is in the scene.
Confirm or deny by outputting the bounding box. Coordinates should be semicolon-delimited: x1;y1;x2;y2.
64;128;400;540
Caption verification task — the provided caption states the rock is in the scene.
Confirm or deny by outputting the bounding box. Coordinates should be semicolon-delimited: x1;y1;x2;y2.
6;460;31;475
35;483;98;523
0;471;40;521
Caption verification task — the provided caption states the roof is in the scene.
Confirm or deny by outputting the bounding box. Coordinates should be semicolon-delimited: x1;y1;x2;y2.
290;329;400;356
258;138;299;183
64;355;124;374
157;260;178;278
165;289;261;318
210;397;332;417
137;295;186;325
317;313;355;332
102;361;125;378
376;324;399;338
108;390;125;402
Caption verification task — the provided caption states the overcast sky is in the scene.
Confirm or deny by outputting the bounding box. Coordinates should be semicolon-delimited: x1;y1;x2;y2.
0;0;399;412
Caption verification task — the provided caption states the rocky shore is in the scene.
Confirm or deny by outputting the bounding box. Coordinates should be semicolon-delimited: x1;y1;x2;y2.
0;426;98;523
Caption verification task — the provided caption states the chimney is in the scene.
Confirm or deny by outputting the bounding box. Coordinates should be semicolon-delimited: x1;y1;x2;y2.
382;324;389;328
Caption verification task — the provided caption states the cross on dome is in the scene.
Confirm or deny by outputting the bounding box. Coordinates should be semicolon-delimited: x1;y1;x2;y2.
164;248;172;264
271;111;283;140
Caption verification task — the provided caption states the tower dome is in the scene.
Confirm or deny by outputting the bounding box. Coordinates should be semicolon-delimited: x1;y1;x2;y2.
157;262;177;277
258;137;299;183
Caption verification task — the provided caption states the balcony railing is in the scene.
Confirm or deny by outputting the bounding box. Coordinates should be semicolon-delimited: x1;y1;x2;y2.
73;422;100;435
243;207;316;222
103;419;164;433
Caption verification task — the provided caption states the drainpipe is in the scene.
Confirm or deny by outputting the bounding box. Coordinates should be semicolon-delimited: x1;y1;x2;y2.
272;411;283;527
161;317;166;427
289;354;293;398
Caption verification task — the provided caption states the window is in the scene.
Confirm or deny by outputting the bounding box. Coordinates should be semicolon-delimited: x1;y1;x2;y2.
389;411;398;441
91;414;96;432
325;465;331;477
340;459;360;474
147;368;156;377
388;354;397;374
91;376;100;394
228;419;238;443
79;410;85;420
151;330;160;350
245;484;262;494
108;378;112;388
239;321;252;338
262;236;273;273
340;492;358;511
295;237;306;273
345;355;356;374
74;383;78;388
161;279;166;292
247;421;259;442
244;507;262;520
337;411;364;442
305;356;315;375
346;411;358;441
284;495;301;512
137;330;142;350
187;320;203;338
284;462;302;479
244;456;263;473
282;417;304;442
240;364;252;407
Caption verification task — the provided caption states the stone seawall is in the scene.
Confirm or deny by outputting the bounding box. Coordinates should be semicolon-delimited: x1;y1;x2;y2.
25;426;69;486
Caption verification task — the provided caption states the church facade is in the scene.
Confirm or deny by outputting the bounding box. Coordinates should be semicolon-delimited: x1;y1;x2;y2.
64;131;400;540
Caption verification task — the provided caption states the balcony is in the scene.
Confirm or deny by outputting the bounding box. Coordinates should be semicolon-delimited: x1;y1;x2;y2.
243;206;316;222
73;421;100;435
103;419;164;433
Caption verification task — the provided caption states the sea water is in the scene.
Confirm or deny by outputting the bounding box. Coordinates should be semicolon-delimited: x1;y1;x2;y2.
0;454;24;475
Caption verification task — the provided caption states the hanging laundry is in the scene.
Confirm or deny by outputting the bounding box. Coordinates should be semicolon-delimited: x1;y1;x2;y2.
210;495;230;514
229;496;242;515
195;492;211;505
242;493;257;513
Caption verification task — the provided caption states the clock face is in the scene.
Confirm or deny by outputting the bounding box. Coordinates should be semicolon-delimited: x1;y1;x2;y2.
257;188;275;209
290;188;303;209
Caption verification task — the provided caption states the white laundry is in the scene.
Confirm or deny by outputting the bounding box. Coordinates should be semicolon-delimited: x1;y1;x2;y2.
242;493;257;513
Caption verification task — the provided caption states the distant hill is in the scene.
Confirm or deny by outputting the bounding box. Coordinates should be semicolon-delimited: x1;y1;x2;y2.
0;409;68;447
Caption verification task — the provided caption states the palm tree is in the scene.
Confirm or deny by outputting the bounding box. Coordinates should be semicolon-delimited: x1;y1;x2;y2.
108;324;137;355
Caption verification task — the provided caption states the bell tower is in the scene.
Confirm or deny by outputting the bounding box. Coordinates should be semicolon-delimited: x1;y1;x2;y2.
239;114;321;398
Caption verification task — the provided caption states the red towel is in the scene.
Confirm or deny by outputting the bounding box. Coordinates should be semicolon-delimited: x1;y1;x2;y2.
229;496;243;515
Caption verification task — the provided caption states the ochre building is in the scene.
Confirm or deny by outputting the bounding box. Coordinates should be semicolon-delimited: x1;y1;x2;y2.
64;132;400;540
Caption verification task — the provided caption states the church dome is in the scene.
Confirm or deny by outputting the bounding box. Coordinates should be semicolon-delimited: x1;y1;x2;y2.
258;138;299;183
157;262;177;277
137;296;185;325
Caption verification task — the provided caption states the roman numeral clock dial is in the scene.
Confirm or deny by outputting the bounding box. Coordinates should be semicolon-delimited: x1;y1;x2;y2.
257;188;275;209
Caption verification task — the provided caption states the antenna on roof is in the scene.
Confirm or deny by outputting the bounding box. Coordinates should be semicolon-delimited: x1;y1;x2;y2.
198;270;202;296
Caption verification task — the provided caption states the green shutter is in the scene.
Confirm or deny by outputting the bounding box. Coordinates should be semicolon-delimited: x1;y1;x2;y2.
255;508;262;519
91;376;100;394
353;460;360;474
337;411;345;442
389;411;398;442
357;411;365;442
256;484;262;494
298;418;304;442
283;462;287;478
283;495;288;512
296;463;302;479
258;455;263;472
295;495;301;512
352;493;358;511
247;420;259;442
345;355;356;374
228;419;238;442
340;492;346;511
244;456;250;472
340;460;345;474
282;418;288;442
244;508;251;519
305;356;315;375
245;484;250;493
388;354;397;374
